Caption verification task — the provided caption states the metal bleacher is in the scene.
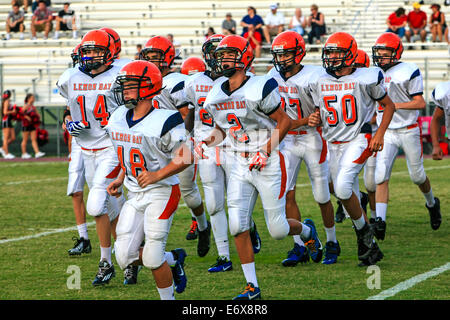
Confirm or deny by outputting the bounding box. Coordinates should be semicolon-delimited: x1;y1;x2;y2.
0;0;448;106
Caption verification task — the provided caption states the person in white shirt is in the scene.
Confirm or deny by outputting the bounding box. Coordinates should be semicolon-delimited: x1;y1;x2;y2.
289;8;306;36
263;3;285;44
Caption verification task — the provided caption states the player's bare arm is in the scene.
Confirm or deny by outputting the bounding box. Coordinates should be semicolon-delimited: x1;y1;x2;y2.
430;107;444;160
394;94;426;110
137;142;193;188
263;106;291;155
107;170;125;197
370;94;395;152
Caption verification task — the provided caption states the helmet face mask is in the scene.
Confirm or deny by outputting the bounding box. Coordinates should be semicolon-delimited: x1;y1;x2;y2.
372;47;396;70
202;35;225;72
139;49;164;68
79;30;115;72
114;61;162;109
270;31;306;74
272;49;298;73
322;47;353;72
139;36;175;71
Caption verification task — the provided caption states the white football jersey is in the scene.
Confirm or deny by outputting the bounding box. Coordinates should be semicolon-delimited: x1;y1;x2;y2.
204;75;281;153
431;81;450;135
105;106;188;193
57;65;122;150
310;67;386;142
154;72;190;111
56;66;78;105
376;62;423;129
113;57;133;69
268;65;326;131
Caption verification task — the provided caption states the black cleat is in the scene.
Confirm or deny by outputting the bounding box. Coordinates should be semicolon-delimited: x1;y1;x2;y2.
426;197;442;230
370;217;386;241
186;218;198;240
197;221;211;257
335;200;346;223
249;221;262;254
358;242;384;267
123;264;141;285
92;260;115;286
68;237;92;256
356;223;375;261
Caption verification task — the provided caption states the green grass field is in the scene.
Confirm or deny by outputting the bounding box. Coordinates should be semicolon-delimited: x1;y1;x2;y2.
0;158;448;300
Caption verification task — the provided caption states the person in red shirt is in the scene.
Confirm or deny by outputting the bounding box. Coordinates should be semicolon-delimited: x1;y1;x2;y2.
386;7;407;38
405;2;427;43
243;26;262;58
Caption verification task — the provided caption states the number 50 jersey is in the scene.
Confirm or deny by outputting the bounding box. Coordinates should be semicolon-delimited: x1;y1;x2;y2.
310;67;387;142
57;65;122;150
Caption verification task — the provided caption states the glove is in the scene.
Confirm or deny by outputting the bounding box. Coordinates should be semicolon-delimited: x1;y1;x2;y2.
194;141;209;159
66;120;86;137
249;150;270;171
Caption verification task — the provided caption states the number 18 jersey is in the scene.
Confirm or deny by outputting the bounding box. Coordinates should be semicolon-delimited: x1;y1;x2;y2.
310;67;386;142
57;65;122;150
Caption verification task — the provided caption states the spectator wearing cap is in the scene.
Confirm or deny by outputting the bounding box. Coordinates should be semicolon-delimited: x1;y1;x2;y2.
30;0;53;40
54;2;78;39
307;4;326;45
263;3;285;44
429;3;446;42
5;3;25;40
386;7;407;38
405;2;427;43
240;6;265;41
289;8;307;36
222;12;236;35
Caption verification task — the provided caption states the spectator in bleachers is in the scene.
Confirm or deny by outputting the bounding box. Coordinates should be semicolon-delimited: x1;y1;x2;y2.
289;8;307;36
167;33;182;59
53;2;77;39
405;2;427;44
307;4;326;45
263;3;285;44
11;0;29;13
222;12;236;35
31;0;50;13
20;94;45;159
5;3;25;40
1;90;17;160
205;27;216;39
429;4;446;42
134;44;142;60
240;6;264;41
243;27;262;58
30;0;53;40
386;7;407;38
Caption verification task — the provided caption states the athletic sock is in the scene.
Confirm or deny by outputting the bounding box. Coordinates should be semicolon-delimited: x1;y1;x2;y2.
157;284;175;300
165;251;176;267
100;246;112;265
77;223;88;240
352;215;366;230
324;225;337;243
300;223;311;240
293;235;305;247
195;213;208;232
375;203;388;221
241;262;258;288
423;189;436;207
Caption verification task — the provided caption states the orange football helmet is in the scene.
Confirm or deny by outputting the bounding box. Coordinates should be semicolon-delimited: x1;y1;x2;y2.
354;49;370;68
181;57;206;75
202;34;226;70
140;36;175;70
372;32;403;70
214;35;254;77
71;43;81;67
322;32;358;72
79;30;115;71
100;27;121;59
271;30;306;73
114;60;163;109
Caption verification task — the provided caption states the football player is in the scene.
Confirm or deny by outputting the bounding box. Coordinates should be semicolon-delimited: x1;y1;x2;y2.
309;32;395;266
180;56;206;76
59;43;91;256
269;31;338;265
198;35;322;299
57;29;125;285
106;60;191;299
430;81;450;160
100;27;133;68
140;36;211;258
372;32;442;234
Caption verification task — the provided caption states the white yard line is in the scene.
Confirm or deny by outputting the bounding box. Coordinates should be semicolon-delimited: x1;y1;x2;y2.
367;262;450;300
0;177;67;186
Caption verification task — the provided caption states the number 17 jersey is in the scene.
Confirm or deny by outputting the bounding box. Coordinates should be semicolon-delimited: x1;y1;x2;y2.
57;65;122;150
